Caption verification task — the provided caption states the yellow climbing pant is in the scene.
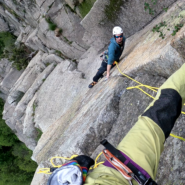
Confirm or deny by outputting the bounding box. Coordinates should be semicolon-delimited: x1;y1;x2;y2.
85;63;185;185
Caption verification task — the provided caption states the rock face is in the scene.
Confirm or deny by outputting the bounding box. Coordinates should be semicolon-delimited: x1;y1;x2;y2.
81;0;177;50
0;59;23;101
0;15;9;32
0;0;185;185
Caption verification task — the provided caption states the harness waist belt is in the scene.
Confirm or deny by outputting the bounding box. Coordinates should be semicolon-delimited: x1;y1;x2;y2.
100;139;158;185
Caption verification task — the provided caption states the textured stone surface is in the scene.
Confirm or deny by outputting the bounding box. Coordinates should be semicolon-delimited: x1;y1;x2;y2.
156;113;185;184
33;60;85;132
0;0;185;185
0;0;88;60
32;76;128;162
0;59;23;100
112;1;185;78
0;15;9;32
81;0;177;50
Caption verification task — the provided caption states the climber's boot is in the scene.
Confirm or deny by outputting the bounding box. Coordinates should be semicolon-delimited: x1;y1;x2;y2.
88;82;97;88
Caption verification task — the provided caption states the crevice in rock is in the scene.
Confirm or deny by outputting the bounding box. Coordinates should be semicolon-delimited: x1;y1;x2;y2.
39;0;48;8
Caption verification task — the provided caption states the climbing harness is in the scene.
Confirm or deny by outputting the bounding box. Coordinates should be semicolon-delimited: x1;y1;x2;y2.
101;139;157;185
39;140;158;185
100;50;109;63
103;149;133;183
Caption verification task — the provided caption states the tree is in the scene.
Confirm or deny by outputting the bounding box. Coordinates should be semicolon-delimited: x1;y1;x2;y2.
0;99;37;185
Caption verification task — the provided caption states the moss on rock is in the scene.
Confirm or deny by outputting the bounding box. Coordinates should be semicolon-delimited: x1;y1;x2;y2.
78;0;97;18
104;0;128;22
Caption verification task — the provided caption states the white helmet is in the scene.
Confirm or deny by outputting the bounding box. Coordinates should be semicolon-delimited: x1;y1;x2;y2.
112;26;123;35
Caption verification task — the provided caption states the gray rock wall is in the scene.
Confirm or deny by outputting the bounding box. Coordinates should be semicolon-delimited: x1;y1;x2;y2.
0;59;23;101
0;0;88;59
30;1;185;184
0;15;9;32
81;0;177;50
0;0;185;185
0;0;179;58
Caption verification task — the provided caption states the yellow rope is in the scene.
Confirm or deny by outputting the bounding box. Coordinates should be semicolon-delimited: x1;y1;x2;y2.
127;86;155;99
170;133;185;141
90;152;104;169
115;62;185;141
37;168;51;174
38;153;104;174
50;155;78;168
37;155;78;174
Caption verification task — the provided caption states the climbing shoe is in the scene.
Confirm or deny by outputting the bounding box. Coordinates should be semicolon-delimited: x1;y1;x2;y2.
88;82;96;88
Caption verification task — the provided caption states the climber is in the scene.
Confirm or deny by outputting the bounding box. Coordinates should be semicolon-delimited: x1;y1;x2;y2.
88;26;126;88
47;62;185;185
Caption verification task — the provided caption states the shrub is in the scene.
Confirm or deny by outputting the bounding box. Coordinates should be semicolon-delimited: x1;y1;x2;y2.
5;44;33;70
78;0;97;18
0;32;16;57
0;32;33;71
36;128;42;142
45;17;57;31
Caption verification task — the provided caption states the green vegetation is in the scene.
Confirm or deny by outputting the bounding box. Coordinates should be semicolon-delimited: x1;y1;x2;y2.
48;2;54;9
0;99;37;185
0;32;33;70
33;102;37;113
58;28;63;34
55;50;65;59
12;0;18;5
63;36;72;45
65;4;76;14
144;3;155;15
14;91;25;104
6;44;32;70
36;128;43;141
172;23;184;36
104;0;125;22
78;0;97;18
45;62;51;67
45;17;57;31
0;32;16;53
152;21;167;39
144;1;184;39
163;7;168;12
144;0;157;15
0;2;22;22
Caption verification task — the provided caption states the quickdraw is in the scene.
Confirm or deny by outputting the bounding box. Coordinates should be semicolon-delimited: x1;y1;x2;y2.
103;149;133;184
101;139;157;185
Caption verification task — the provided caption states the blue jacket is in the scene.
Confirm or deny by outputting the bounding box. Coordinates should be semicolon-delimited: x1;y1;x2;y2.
107;37;126;65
